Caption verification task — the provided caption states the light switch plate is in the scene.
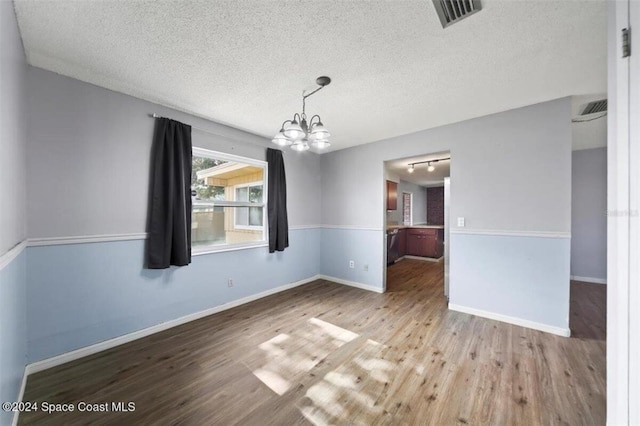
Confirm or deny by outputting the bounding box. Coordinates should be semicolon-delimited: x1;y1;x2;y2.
457;217;465;227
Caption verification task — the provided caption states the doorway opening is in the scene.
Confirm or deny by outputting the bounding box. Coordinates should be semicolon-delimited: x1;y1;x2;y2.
383;151;451;294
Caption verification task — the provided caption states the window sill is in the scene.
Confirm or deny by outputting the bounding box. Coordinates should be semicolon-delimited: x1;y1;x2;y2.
233;225;264;231
192;241;269;256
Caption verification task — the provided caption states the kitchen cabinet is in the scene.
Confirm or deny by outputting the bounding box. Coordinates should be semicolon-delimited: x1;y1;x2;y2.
434;230;444;257
407;230;430;257
398;229;407;257
425;236;437;257
386;180;398;210
406;228;443;258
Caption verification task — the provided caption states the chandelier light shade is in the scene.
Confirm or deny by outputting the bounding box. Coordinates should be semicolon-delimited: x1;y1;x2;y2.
273;76;332;151
272;130;292;146
312;139;330;149
283;120;304;140
310;122;330;140
291;139;310;151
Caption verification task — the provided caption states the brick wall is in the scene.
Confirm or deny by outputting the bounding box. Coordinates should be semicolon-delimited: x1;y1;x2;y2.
427;186;445;225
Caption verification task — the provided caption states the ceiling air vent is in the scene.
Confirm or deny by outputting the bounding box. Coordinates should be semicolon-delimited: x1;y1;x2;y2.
581;99;607;115
433;0;482;28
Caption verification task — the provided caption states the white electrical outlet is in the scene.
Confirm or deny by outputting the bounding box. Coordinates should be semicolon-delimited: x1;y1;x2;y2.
349;260;355;269
457;217;465;227
228;278;233;287
364;264;369;272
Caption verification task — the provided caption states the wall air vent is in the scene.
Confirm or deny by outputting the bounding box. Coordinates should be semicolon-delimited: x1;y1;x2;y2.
433;0;482;28
581;99;607;115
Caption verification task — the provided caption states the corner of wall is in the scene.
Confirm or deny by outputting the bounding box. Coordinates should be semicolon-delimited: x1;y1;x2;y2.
0;1;30;424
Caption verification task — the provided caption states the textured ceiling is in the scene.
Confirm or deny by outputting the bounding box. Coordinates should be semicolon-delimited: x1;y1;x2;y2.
14;0;607;153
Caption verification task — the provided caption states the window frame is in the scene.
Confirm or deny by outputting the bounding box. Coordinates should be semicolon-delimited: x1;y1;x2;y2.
233;180;265;231
191;147;268;255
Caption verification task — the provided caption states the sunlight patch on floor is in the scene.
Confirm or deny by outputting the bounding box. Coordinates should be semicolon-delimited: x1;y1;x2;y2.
308;317;359;344
248;318;360;396
252;368;291;396
298;339;394;426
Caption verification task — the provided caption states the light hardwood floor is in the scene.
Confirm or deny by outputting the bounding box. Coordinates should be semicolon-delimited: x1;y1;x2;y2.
19;260;605;425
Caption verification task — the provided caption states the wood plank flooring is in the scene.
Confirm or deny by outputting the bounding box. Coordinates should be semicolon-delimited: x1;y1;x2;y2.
19;260;606;425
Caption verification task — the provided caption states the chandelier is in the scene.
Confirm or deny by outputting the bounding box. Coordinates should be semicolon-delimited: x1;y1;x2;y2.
272;76;332;151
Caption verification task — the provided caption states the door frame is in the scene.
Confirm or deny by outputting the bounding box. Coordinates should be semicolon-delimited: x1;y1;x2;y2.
608;1;639;423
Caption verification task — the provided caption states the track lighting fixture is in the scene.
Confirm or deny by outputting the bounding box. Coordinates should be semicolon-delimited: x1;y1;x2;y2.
407;157;450;173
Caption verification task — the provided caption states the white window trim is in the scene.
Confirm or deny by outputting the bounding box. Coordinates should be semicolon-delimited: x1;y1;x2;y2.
233;181;265;231
192;147;268;252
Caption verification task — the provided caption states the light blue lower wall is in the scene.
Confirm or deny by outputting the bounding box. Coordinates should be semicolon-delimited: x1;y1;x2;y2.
26;228;320;363
21;227;570;367
0;250;27;426
449;233;571;331
319;228;384;290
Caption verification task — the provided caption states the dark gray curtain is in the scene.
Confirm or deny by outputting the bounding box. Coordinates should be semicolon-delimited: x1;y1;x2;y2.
267;148;289;252
146;118;192;269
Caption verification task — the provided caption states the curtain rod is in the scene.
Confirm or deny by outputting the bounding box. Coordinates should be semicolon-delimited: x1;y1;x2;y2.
150;113;231;138
149;113;272;150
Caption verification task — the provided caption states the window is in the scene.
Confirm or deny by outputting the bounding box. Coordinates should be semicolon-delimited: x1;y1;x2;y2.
234;182;264;229
403;192;412;225
191;147;267;252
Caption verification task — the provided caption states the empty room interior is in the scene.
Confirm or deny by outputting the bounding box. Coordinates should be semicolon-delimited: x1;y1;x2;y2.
1;0;638;425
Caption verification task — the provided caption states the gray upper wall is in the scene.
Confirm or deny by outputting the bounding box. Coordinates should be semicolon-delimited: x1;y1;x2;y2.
571;147;607;280
24;66;571;238
25;67;321;238
321;97;572;233
0;1;28;254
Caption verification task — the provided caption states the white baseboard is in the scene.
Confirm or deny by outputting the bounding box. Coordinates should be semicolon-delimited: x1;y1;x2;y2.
448;303;571;337
317;274;384;294
570;275;607;284
25;275;321;375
